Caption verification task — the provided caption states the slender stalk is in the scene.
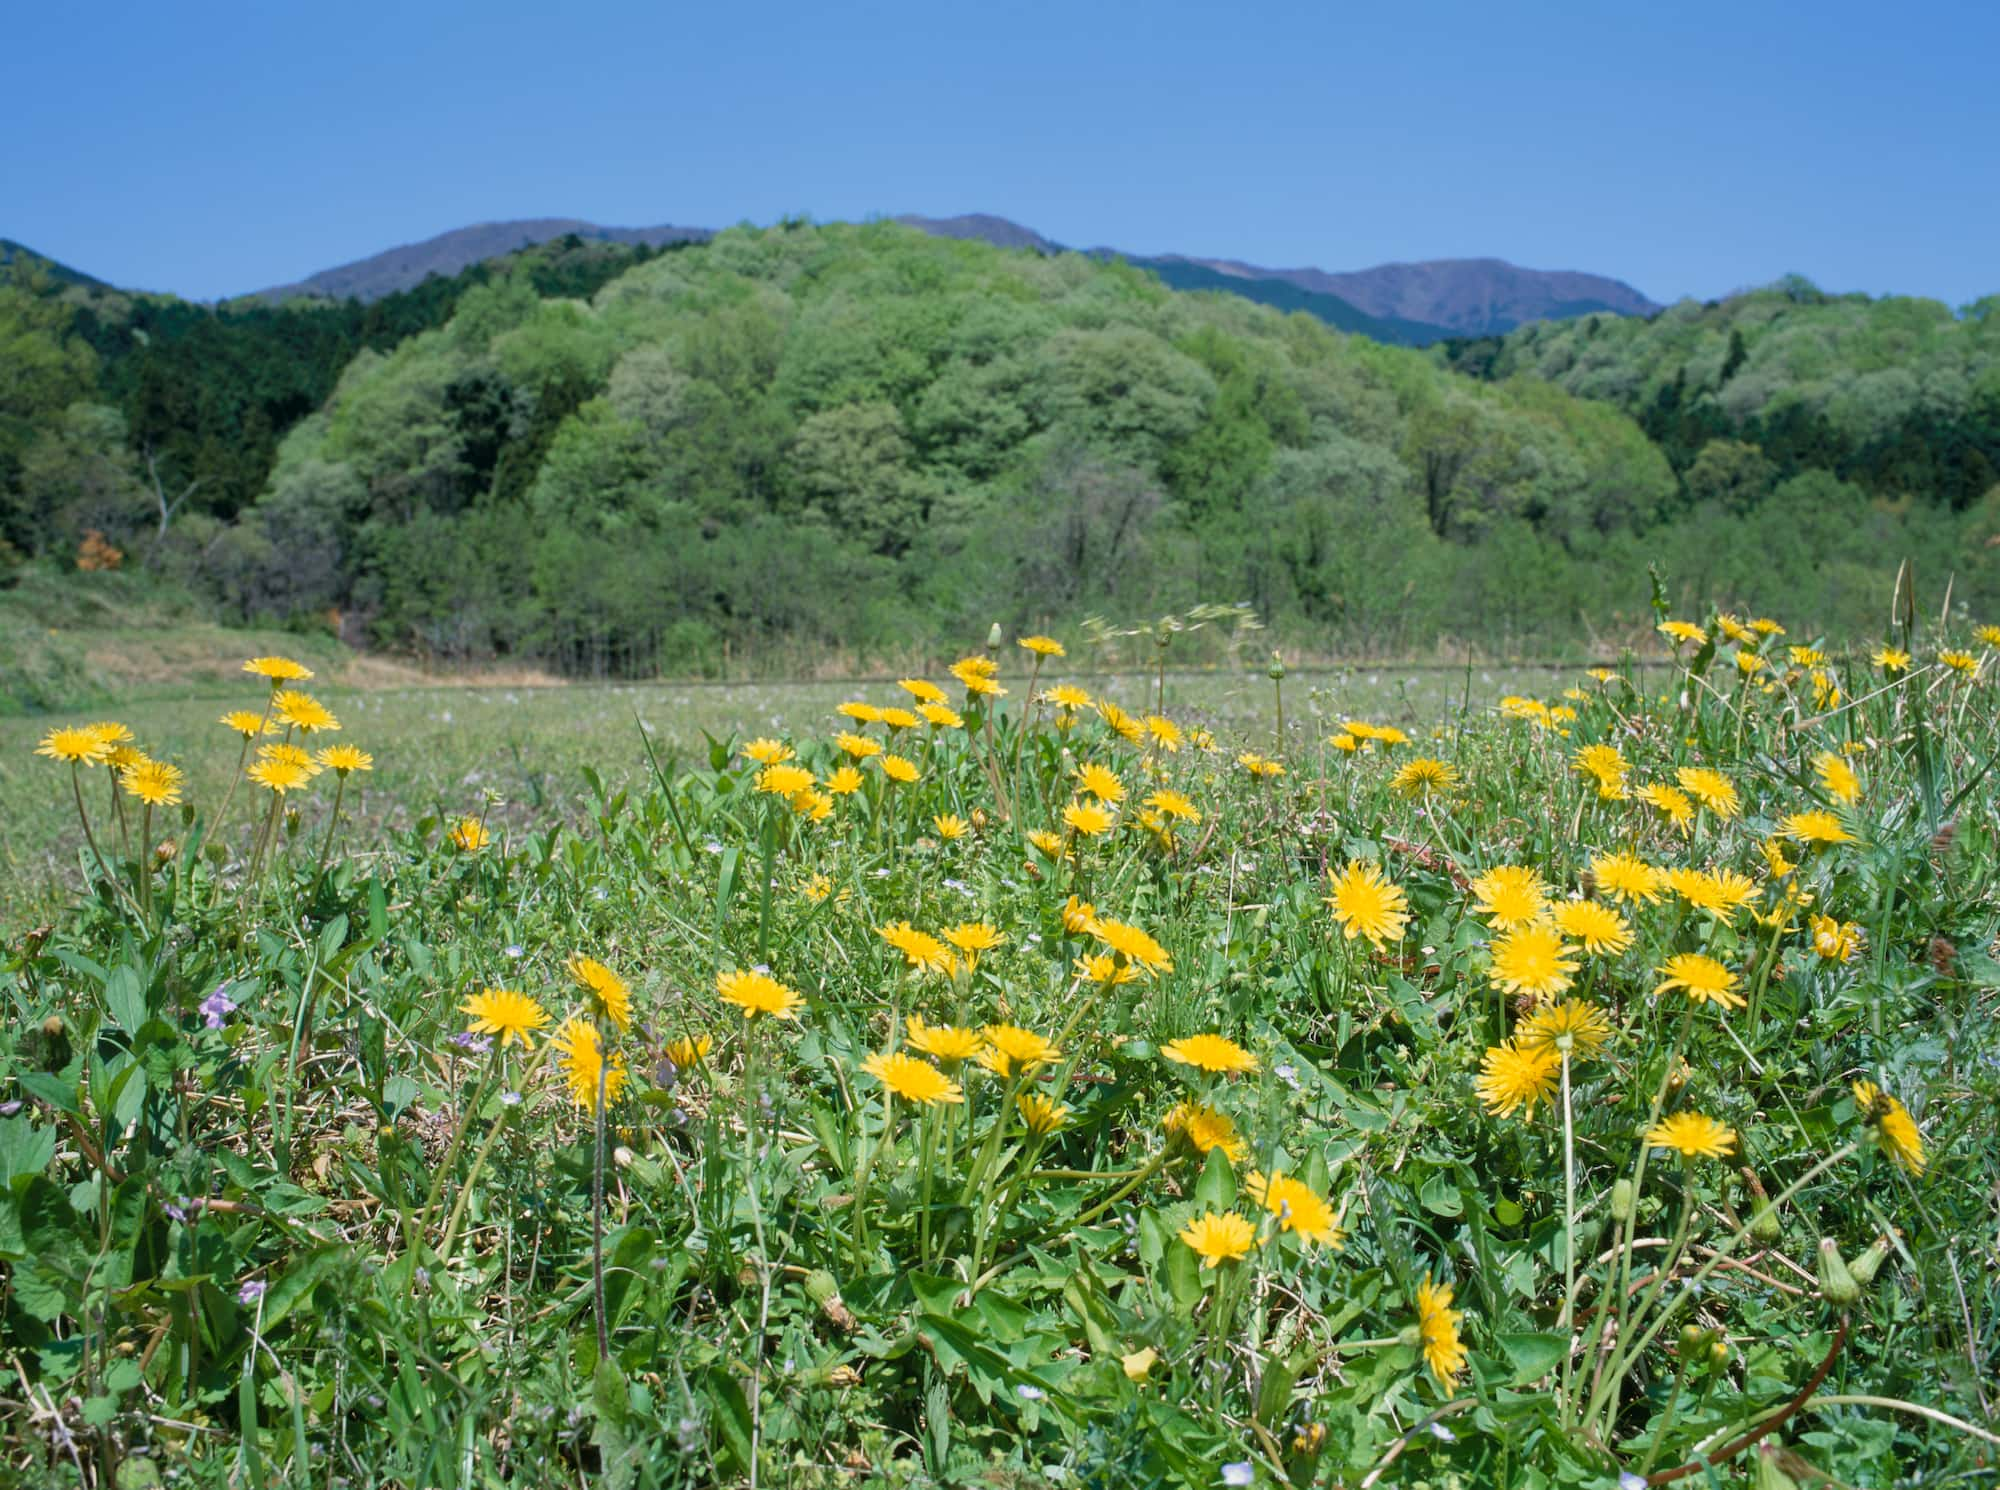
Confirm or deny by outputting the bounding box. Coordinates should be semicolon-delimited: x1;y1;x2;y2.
312;771;350;893
70;764;121;901
1558;1051;1579;1423
592;1014;610;1363
137;802;154;925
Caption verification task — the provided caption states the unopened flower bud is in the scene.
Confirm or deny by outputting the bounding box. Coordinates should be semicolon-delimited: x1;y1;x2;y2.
1816;1238;1859;1305
42;1014;65;1039
1848;1235;1893;1285
1609;1178;1635;1221
1267;652;1287;681
1749;1199;1781;1242
1754;1440;1803;1490
986;623;1004;649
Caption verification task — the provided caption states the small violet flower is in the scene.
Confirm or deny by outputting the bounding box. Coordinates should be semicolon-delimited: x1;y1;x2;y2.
199;987;236;1030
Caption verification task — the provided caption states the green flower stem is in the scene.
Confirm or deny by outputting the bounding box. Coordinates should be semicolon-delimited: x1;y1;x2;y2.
437;1050;558;1272
1558;1051;1579;1420
1635;1353;1692;1477
417;1042;507;1250
69;764;122;906
311;770;351;893
1583;1141;1858;1436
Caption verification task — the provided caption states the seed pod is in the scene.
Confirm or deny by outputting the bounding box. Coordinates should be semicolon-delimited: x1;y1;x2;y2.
1610;1179;1635;1221
1816;1238;1859;1305
1848;1235;1893;1285
1750;1200;1781;1242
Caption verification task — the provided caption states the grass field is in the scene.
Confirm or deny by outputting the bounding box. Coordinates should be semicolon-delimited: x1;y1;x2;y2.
0;660;1584;925
4;614;1994;1489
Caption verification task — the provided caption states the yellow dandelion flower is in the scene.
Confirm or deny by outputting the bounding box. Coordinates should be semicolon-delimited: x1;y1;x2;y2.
1075;762;1125;803
978;1025;1059;1078
1146;789;1199;823
120;758;184;807
1475;1042;1560;1120
1487;923;1579;1000
1237;751;1285;778
554;1018;628;1114
1550;900;1634;956
1653;953;1744;1009
35;727;111;766
249;758;312;795
932;813;969;841
1815;751;1860;805
1664;867;1758;924
1091;917;1172;974
1658;620;1707;647
1939;650;1980;677
918;702;963;729
1179;1210;1257;1268
664;1034;712;1069
1325;858;1410;951
1164;1101;1249;1163
1784;809;1854;846
741;737;794;764
1097;700;1145;744
826;765;865;795
716;968;804;1021
904;1015;984;1065
1018;635;1065;657
862;1050;963;1106
1852;1081;1924;1173
220;710;276;738
1416;1276;1468;1386
878;754;920;784
1244;1171;1344;1247
835;731;882;760
1811;915;1862;963
1590;850;1665;904
1637;782;1696;832
1161;1033;1258;1075
1017;1093;1068;1133
1043;683;1093;711
316;745;373;774
1063;798;1116;836
1392;757;1460;796
941;921;1004;964
447;816;487;850
1871;646;1910;673
1676;766;1740;819
1643;1112;1736;1160
898;678;946;704
878;922;956;975
273;690;339;733
1145;715;1183;752
757;762;815;797
567;956;633;1033
1074;952;1139;985
244;656;313;682
460;987;550;1048
1470;865;1549;930
836;701;882;724
1026;829;1070;860
1516;999;1612;1059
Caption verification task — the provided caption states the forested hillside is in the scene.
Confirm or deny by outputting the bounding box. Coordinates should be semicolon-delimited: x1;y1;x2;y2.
6;228;1997;672
1443;279;2000;510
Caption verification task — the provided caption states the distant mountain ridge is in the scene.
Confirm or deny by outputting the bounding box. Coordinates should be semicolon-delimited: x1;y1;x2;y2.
252;218;711;303
21;212;1658;342
0;237;109;289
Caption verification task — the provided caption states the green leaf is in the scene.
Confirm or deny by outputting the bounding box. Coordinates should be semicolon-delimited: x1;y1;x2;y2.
0;1115;58;1186
103;964;146;1034
703;1366;755;1475
1419;1172;1463;1217
1193;1146;1236;1211
1496;1331;1566;1386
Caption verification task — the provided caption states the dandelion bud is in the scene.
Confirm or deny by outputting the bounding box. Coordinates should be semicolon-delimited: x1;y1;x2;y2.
1610;1179;1635;1221
155;838;178;864
1267;651;1287;681
986;622;1004;649
180;802;197;828
1816;1238;1859;1305
42;1014;64;1039
1848;1235;1893;1285
612;1145;634;1168
1708;1339;1731;1372
205;841;228;867
284;809;301;838
1578;867;1597;900
1749;1200;1781;1243
804;1268;858;1332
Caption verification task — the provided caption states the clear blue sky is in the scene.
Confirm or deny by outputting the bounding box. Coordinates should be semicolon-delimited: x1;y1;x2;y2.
7;0;1995;306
